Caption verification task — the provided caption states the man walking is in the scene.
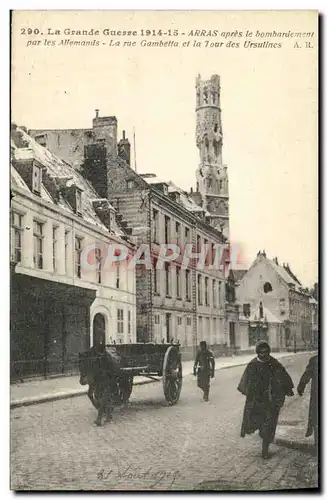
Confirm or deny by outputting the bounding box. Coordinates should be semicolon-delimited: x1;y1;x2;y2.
297;354;318;450
237;341;294;459
193;341;215;402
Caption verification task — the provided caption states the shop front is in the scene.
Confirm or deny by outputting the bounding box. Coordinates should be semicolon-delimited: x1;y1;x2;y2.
11;269;96;380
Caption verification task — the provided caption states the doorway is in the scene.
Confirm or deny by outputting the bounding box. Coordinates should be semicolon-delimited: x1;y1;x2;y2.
93;313;106;349
229;322;236;348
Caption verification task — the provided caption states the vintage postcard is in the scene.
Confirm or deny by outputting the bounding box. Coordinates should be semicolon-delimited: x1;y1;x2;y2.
10;10;318;492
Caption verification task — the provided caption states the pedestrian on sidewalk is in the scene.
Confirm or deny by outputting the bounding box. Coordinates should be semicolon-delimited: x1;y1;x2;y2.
193;341;215;402
297;354;318;450
237;341;294;459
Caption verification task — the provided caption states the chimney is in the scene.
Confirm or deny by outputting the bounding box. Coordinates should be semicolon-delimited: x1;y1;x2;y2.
83;143;108;198
92;113;118;154
118;130;131;166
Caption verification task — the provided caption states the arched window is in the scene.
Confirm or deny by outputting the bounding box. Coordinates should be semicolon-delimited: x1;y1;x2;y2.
263;282;273;294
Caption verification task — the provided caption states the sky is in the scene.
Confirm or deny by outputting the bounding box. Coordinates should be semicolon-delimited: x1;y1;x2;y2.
11;10;318;287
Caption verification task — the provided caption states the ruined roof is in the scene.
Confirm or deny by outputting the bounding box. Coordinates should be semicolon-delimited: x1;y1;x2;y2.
142;174;167;185
248;302;282;324
139;173;210;215
11;126;126;238
167;181;211;215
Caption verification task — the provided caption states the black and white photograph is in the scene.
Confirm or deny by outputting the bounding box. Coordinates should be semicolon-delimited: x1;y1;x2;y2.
9;10;318;491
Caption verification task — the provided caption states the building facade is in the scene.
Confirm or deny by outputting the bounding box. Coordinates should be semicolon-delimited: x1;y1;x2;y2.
309;297;318;348
27;74;240;359
10;125;136;380
236;251;313;351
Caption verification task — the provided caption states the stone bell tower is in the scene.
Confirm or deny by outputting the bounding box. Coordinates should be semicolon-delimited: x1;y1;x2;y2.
195;74;229;238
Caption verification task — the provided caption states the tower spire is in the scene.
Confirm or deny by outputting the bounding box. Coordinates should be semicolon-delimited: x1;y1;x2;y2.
195;74;229;238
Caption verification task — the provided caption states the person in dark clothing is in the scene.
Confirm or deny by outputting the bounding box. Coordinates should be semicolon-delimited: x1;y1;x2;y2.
93;352;119;426
193;341;215;402
79;348;119;426
237;341;294;459
297;354;318;449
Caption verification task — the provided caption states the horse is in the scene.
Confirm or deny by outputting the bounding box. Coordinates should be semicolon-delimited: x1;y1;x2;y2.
78;347;120;426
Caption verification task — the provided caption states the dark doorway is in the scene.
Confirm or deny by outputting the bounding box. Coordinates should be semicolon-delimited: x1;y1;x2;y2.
229;322;236;348
165;313;171;343
93;313;106;349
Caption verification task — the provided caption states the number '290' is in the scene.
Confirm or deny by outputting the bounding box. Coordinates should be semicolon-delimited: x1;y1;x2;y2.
20;28;40;35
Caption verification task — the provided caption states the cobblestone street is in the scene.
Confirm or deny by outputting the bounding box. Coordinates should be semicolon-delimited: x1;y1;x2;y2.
11;353;318;491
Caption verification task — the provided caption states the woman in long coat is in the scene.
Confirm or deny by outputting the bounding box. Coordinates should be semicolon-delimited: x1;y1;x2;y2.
297;354;318;448
237;341;294;458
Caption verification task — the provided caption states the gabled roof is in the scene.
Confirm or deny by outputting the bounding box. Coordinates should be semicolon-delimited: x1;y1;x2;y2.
11;126;126;238
230;268;248;282
268;258;302;292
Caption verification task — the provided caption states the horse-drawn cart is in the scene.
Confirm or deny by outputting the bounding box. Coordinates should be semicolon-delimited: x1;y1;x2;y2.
79;343;183;412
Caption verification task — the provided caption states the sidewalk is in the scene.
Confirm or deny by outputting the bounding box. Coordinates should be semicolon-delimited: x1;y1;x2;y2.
10;350;311;409
275;385;317;454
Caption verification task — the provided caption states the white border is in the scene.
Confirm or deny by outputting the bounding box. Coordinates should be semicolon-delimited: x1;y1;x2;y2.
3;3;324;499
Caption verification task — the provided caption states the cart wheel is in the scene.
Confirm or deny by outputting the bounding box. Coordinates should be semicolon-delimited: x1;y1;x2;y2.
162;346;182;405
119;375;134;403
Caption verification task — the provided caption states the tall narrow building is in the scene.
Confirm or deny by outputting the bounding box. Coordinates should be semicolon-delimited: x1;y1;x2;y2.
193;74;230;238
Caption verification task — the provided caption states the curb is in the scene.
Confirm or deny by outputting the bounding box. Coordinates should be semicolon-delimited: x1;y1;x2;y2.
11;378;157;409
10;352;309;409
274;435;317;456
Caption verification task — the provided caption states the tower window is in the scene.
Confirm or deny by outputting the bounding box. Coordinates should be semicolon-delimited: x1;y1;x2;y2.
214;123;218;133
213;140;219;157
263;282;273;294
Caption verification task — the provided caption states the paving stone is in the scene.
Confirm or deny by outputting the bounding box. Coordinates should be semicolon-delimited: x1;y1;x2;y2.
11;354;318;491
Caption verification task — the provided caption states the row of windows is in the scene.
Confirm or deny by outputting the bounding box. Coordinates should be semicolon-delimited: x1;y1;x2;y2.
154;264;222;306
154;265;192;299
153;314;223;331
152;210;223;266
197;274;222;307
11;211;122;288
154;314;192;327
